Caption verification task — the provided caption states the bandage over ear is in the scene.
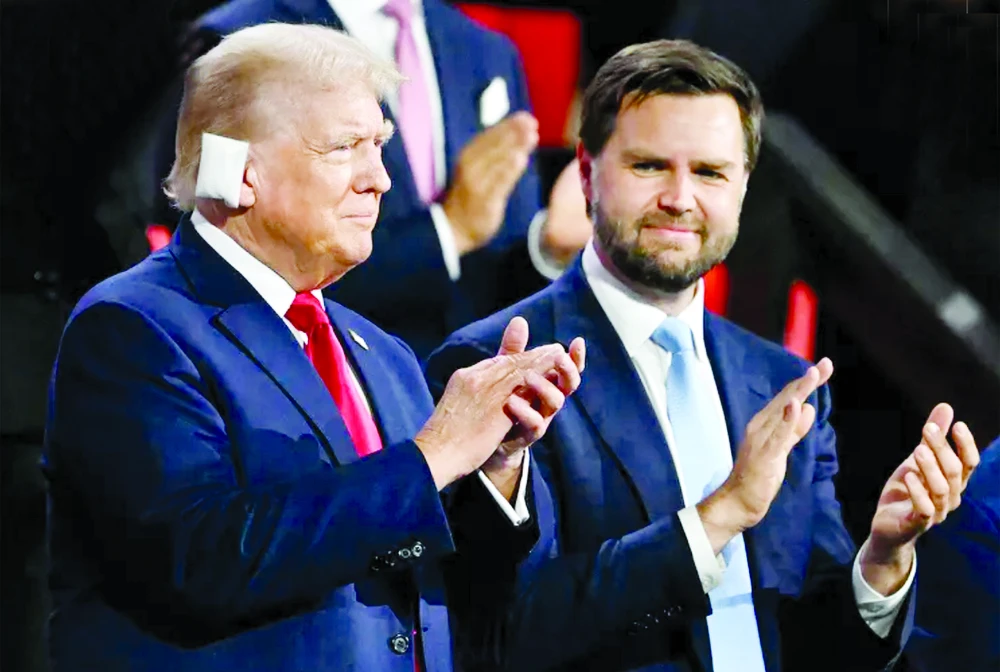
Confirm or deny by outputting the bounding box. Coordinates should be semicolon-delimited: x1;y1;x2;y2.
195;133;250;208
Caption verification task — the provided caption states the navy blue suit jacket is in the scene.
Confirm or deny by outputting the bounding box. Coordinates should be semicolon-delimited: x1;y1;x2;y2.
905;436;1000;672
43;217;533;671
187;0;545;358
425;261;914;671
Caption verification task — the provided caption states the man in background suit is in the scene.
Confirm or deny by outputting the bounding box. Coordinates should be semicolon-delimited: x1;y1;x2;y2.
151;0;589;359
45;23;583;671
427;40;982;671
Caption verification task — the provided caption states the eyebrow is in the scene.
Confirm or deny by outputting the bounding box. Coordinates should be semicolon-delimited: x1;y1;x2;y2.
692;159;736;171
621;150;736;171
376;119;395;143
319;119;396;149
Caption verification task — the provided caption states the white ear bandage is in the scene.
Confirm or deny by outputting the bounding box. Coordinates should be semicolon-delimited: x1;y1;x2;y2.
194;132;250;208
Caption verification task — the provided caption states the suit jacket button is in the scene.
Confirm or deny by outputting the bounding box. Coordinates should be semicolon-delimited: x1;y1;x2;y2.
398;547;412;560
412;541;424;557
389;633;411;655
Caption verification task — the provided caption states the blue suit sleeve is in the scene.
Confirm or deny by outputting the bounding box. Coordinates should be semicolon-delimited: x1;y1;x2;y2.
46;301;454;637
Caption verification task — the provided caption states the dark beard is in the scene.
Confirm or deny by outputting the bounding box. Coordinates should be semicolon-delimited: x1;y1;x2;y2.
595;211;737;293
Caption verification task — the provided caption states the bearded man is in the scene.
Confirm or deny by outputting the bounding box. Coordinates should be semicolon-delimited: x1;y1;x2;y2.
425;39;981;672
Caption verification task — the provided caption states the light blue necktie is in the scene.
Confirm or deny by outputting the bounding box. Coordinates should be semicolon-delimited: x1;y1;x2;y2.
651;318;766;672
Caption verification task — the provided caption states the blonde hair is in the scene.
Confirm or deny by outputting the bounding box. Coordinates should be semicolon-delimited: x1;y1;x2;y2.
164;22;403;211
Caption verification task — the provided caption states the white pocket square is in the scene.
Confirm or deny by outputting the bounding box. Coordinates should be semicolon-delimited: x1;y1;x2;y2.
479;76;510;128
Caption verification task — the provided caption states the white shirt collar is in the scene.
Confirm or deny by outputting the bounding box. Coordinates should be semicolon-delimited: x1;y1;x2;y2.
328;0;422;22
191;210;323;319
581;241;708;361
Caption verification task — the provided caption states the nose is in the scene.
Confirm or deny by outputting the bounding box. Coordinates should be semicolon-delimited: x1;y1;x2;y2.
355;145;392;195
657;170;696;215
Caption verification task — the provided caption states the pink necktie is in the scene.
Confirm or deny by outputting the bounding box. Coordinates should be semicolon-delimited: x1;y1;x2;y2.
285;293;383;458
383;0;437;204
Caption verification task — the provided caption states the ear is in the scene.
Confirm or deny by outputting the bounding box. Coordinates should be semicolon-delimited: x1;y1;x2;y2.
576;142;595;207
240;162;258;209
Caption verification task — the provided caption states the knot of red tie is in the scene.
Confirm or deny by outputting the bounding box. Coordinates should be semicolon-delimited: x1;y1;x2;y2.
284;292;383;457
285;292;330;336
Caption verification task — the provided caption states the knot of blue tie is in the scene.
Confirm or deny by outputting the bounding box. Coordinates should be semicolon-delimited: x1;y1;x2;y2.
650;318;696;355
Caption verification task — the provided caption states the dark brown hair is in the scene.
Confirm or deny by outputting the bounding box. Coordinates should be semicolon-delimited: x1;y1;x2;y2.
579;40;764;171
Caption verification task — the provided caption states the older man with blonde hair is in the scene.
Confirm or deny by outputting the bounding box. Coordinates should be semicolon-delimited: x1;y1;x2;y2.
44;23;583;672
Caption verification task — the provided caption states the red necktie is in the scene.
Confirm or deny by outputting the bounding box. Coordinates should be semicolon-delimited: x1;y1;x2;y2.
287;294;420;670
285;293;383;457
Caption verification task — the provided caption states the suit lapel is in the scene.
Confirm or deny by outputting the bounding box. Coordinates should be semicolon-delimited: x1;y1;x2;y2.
552;264;686;522
214;304;356;466
327;303;414;453
704;313;770;461
705;318;800;585
169;218;354;466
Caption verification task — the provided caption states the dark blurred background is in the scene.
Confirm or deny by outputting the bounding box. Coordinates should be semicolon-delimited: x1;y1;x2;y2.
2;1;997;670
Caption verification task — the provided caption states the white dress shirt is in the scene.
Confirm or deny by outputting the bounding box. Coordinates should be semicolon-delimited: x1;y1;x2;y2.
191;210;529;523
330;0;550;282
580;242;915;638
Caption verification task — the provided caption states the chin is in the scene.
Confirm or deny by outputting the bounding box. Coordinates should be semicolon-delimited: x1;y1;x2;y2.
641;245;697;267
345;242;374;269
323;253;368;287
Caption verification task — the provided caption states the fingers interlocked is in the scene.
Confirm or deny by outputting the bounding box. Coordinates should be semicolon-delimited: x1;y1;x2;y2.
490;318;585;448
503;345;582;439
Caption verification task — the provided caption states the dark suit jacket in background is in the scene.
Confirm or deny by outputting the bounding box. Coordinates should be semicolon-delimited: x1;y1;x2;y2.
43;217;540;671
426;260;913;671
165;0;546;359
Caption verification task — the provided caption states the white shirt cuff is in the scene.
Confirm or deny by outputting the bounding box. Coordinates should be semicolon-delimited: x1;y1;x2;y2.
678;505;726;593
526;209;568;281
852;538;916;638
476;449;531;526
429;202;462;281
